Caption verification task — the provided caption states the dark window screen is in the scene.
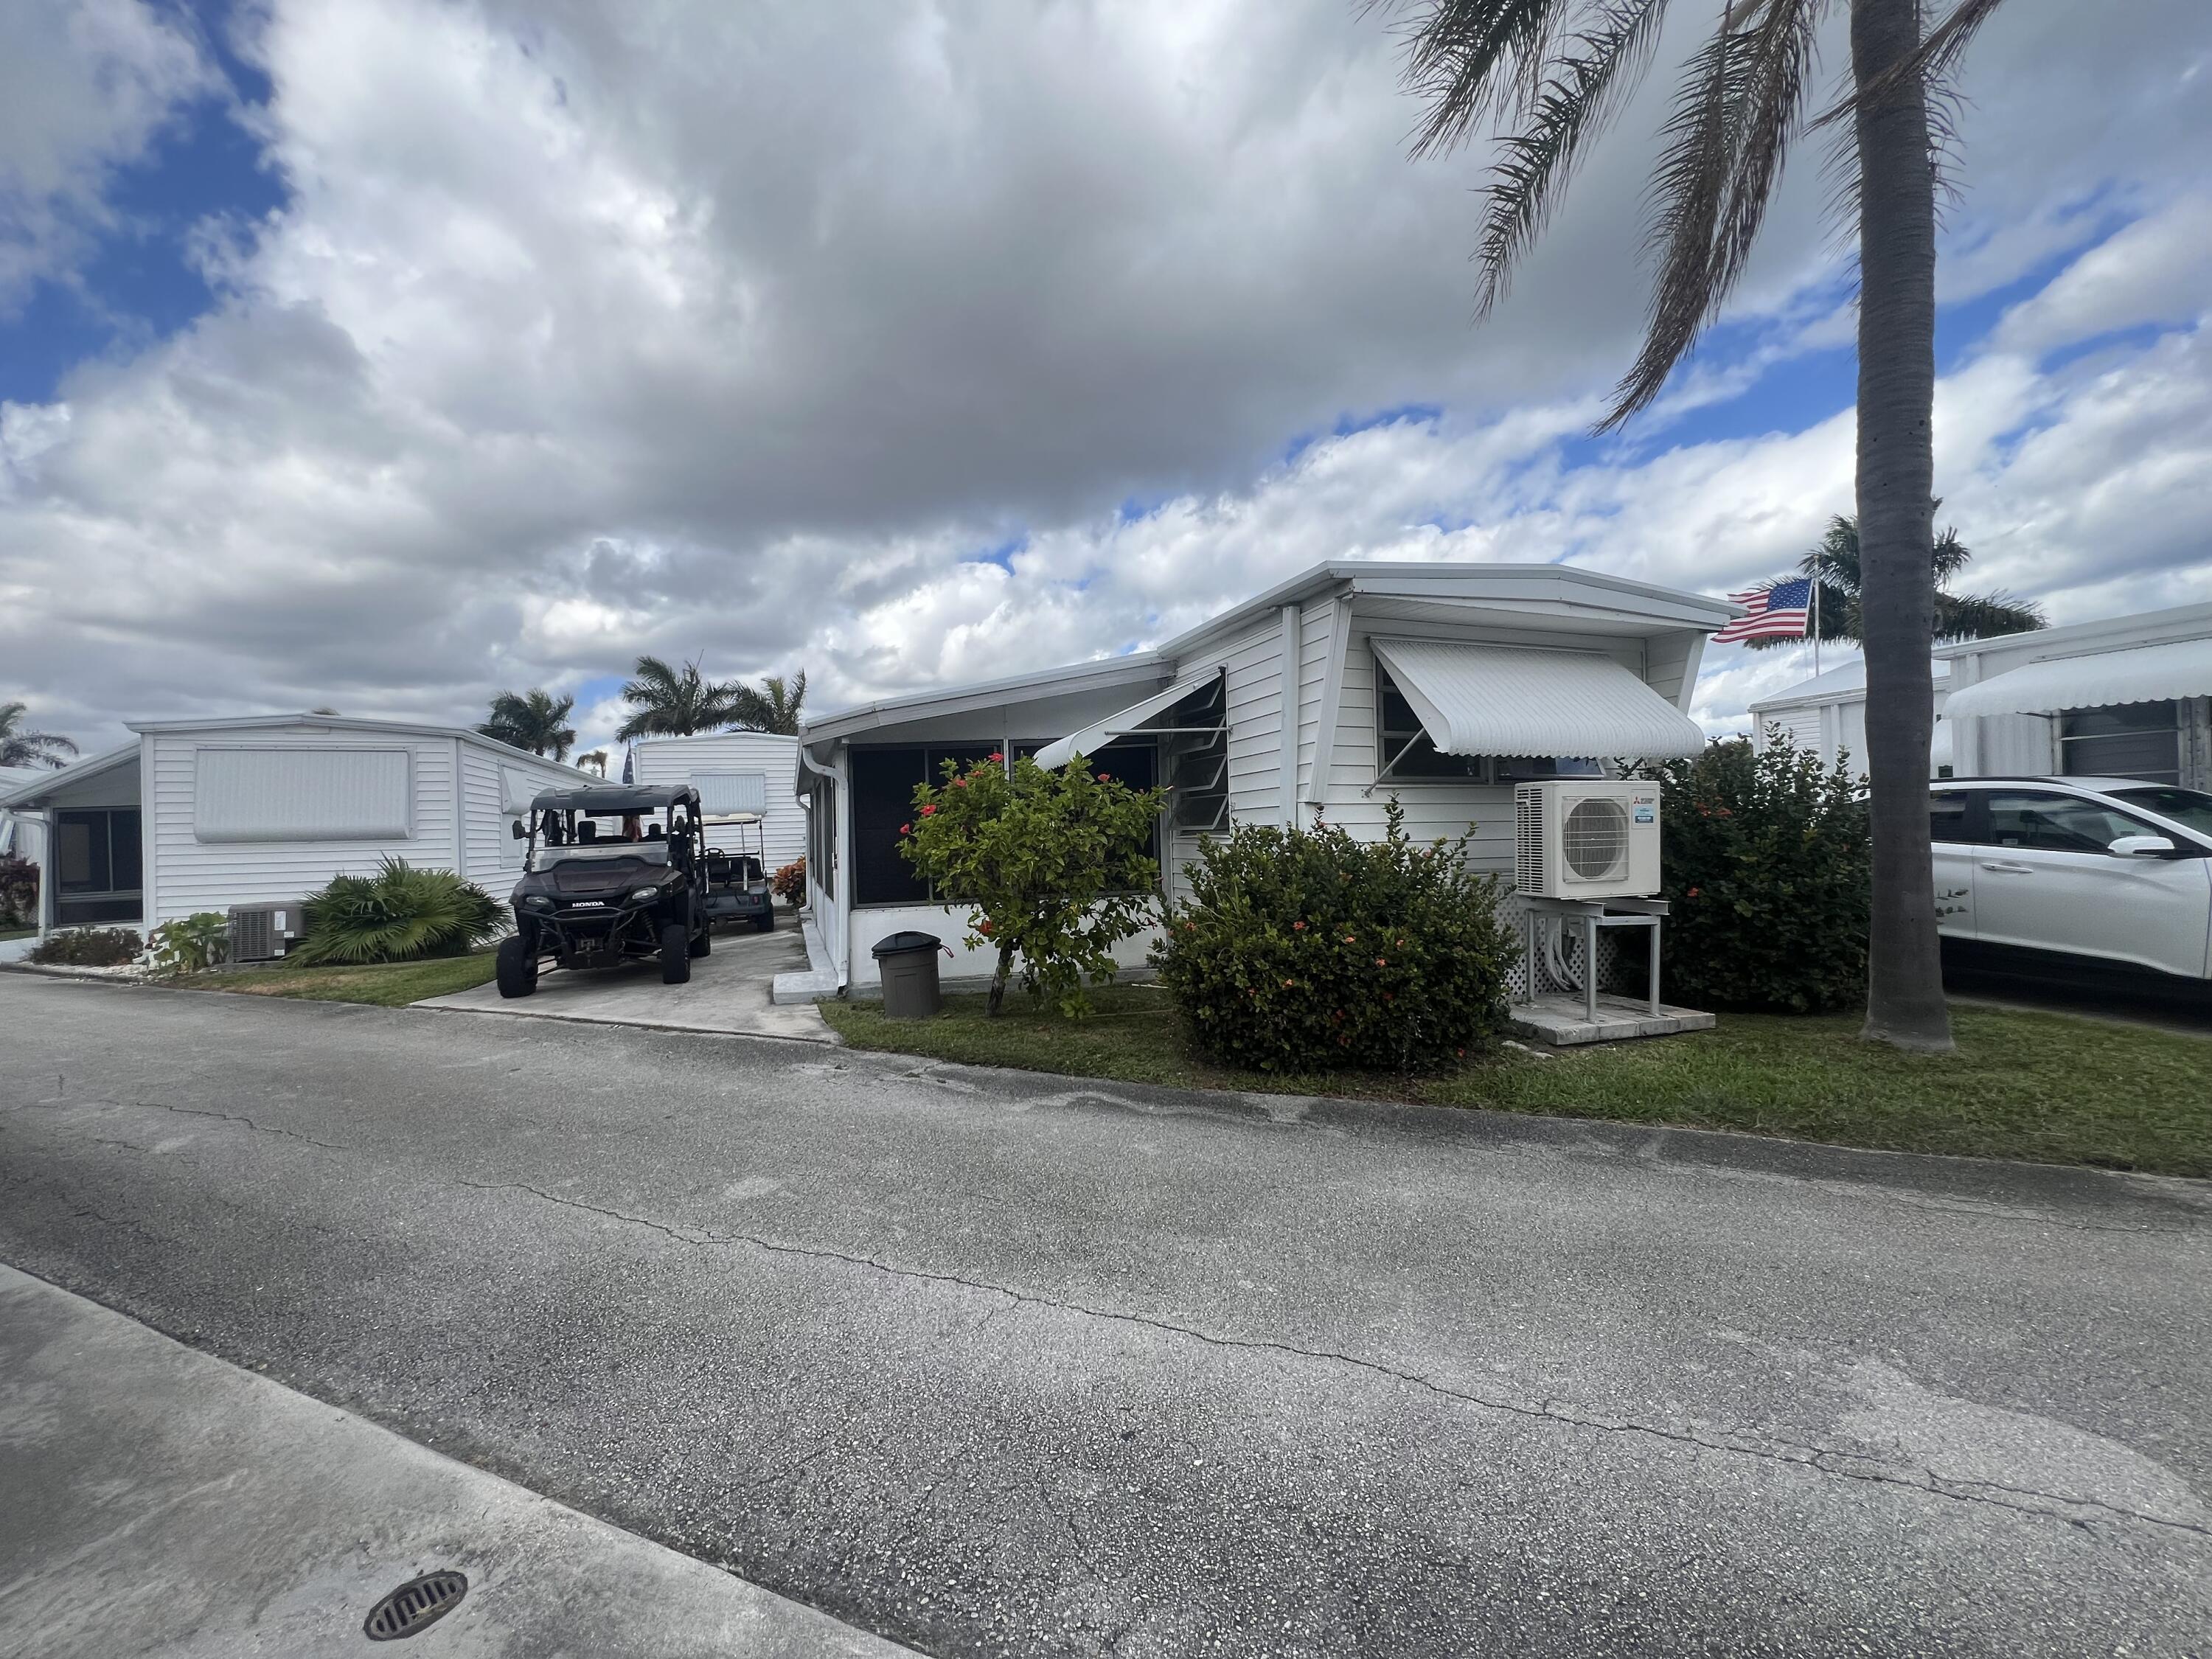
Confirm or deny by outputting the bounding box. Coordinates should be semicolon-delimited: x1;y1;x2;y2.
851;745;1003;905
1930;790;1972;844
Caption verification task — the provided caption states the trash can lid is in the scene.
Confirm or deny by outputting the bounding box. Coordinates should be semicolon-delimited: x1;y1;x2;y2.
869;930;942;959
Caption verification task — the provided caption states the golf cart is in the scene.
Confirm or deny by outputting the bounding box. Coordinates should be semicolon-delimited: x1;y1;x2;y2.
699;810;777;933
497;783;712;998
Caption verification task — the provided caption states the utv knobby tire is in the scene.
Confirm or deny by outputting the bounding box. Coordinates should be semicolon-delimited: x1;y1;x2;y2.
690;927;712;959
495;935;538;999
660;921;692;984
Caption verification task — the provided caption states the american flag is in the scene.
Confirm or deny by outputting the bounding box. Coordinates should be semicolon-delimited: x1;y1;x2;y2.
1712;577;1812;644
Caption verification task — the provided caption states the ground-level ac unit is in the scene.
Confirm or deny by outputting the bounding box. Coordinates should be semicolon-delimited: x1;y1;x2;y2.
1515;779;1660;900
228;902;304;962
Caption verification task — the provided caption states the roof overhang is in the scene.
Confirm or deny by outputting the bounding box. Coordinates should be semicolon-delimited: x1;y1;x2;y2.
1371;638;1708;759
1941;639;2212;720
801;653;1170;746
0;741;142;810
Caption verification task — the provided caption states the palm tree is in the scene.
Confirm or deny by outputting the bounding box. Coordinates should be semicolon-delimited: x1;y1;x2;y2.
0;702;79;769
613;655;745;741
1387;0;2004;1052
1741;514;2046;648
477;689;578;761
576;750;609;777
731;670;809;736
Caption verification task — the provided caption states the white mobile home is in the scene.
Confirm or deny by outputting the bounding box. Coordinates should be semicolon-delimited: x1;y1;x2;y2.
1748;602;2212;789
1748;658;1955;774
0;714;593;936
796;560;1736;992
627;731;805;870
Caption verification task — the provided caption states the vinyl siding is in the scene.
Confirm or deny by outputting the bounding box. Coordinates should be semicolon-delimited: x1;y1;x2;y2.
149;728;457;925
458;744;580;878
148;726;584;925
630;732;807;868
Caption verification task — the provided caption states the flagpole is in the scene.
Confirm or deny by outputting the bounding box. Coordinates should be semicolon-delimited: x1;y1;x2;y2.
1812;573;1821;678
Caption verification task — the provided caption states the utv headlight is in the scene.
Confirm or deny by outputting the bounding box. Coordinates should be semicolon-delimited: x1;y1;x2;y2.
524;895;554;911
630;884;665;902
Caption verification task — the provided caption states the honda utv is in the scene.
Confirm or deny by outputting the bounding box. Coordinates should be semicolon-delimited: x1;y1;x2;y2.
497;783;712;998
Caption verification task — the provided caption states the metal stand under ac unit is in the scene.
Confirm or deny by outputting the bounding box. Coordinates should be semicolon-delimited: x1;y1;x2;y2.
1519;894;1669;1025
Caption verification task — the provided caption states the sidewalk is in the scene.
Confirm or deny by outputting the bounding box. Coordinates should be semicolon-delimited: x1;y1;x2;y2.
0;1265;917;1658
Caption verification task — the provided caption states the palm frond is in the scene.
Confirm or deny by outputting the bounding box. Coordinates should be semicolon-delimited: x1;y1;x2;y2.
1934;588;2045;642
1606;0;1828;428
1388;0;1577;160
1468;0;1670;318
1812;0;2009;131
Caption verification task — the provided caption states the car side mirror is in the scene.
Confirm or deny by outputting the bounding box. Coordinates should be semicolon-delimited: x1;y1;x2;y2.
2109;835;2177;858
510;821;526;838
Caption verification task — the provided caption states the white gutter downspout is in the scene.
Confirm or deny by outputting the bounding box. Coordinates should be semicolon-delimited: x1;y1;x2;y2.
1278;604;1300;827
40;806;57;937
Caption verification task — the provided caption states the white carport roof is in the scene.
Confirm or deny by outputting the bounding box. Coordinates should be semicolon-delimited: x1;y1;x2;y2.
1371;638;1707;759
1941;638;2212;720
1032;669;1220;770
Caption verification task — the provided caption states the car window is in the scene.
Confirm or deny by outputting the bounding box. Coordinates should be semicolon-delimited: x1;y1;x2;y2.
1982;791;2159;855
1930;790;1973;844
2110;786;2212;839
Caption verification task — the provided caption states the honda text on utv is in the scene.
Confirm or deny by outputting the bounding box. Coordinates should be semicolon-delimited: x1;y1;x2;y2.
498;783;713;998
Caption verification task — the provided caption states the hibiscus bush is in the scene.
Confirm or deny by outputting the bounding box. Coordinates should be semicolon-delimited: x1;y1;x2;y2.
1633;734;1870;1012
899;751;1166;1016
1151;800;1516;1073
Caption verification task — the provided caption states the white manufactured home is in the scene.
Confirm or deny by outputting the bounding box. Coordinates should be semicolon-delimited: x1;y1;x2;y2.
794;560;1736;993
1750;600;2212;789
1749;658;1954;775
0;714;593;936
627;731;805;870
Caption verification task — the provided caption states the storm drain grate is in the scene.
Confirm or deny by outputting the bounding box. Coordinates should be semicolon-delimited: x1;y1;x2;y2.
364;1571;469;1641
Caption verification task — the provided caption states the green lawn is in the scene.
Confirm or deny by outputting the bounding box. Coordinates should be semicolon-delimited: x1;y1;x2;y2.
0;926;34;943
819;983;2212;1178
189;952;498;1007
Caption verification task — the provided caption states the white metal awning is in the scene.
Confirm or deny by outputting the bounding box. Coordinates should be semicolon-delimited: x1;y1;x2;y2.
1371;638;1708;759
1940;638;2212;720
1032;669;1214;770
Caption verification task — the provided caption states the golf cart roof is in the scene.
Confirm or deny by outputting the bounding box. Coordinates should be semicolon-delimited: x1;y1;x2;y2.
529;782;699;813
702;810;762;826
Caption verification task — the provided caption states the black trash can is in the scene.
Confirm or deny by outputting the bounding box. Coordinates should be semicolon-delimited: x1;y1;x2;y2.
871;931;943;1019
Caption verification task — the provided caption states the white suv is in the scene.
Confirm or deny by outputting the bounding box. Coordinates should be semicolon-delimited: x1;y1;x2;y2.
1931;777;2212;981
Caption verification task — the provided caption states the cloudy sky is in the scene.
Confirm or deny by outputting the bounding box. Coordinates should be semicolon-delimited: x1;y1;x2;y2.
4;0;2208;759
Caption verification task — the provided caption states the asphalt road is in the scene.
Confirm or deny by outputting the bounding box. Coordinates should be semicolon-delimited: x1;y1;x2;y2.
2;973;2208;1658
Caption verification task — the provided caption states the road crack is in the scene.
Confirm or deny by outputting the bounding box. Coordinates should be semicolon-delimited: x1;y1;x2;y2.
448;1174;2210;1544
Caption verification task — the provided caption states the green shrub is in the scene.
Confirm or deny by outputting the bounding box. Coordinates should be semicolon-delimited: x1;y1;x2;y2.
29;927;142;967
148;912;230;974
1633;734;1870;1012
294;858;503;964
900;751;1165;1016
1152;801;1517;1072
0;854;37;928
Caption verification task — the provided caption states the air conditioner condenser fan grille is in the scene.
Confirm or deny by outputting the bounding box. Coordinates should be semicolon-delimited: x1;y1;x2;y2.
1562;798;1629;880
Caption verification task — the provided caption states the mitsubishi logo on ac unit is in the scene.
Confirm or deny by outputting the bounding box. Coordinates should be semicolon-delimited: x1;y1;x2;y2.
1514;779;1663;900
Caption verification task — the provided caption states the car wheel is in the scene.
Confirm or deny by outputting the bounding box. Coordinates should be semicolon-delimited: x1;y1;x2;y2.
754;911;775;932
689;925;712;959
495;934;538;999
660;921;691;984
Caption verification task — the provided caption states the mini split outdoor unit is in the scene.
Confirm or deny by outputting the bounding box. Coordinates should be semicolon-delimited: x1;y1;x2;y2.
1514;779;1661;900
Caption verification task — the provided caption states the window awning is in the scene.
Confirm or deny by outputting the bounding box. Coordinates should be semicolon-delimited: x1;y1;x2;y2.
1032;669;1218;770
1370;638;1707;759
1941;639;2212;720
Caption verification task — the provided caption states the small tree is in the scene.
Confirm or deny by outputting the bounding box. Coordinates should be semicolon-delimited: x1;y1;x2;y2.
1635;735;1872;1013
899;752;1164;1017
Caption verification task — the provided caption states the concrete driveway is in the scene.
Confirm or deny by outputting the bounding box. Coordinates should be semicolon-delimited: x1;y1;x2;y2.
419;915;834;1043
1;971;2207;1658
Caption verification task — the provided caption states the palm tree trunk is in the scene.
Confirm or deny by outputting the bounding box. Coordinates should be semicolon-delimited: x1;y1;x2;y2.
1852;0;1952;1052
